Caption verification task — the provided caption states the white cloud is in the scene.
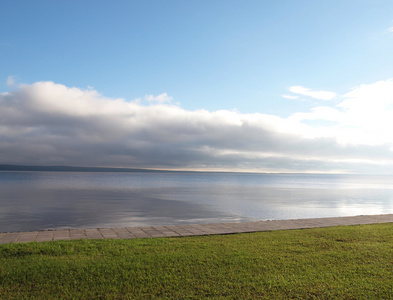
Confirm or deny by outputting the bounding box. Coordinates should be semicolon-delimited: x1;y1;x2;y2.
290;106;343;123
6;75;16;87
287;79;393;147
289;86;336;100
1;80;393;174
335;79;393;146
145;93;173;104
282;94;299;99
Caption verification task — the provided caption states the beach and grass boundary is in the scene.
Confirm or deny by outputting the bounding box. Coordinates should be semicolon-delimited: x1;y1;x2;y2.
1;215;393;298
1;214;393;244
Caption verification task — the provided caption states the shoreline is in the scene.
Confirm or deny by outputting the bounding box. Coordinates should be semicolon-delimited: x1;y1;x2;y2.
1;214;393;245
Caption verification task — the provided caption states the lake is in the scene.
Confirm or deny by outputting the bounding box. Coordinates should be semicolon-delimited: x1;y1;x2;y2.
1;171;393;233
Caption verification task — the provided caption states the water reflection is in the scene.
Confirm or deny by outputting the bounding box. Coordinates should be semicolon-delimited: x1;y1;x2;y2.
1;172;393;232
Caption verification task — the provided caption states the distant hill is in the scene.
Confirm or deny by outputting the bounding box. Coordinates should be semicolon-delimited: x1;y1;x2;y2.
0;164;165;173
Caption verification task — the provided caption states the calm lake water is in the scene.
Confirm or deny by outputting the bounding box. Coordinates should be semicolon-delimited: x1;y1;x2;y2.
1;171;393;233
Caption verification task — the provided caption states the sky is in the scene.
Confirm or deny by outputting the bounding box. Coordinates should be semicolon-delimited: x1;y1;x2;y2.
1;0;393;174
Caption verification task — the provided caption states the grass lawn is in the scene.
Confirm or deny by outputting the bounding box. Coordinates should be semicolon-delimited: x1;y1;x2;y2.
1;223;393;299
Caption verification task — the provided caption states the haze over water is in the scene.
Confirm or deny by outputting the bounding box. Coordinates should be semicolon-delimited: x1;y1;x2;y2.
1;171;393;233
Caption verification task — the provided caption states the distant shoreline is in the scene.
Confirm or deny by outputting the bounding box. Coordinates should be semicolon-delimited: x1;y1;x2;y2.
0;164;177;173
0;164;260;174
0;164;292;175
0;164;363;175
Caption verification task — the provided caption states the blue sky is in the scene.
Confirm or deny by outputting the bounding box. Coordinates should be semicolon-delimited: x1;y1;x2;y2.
2;1;393;173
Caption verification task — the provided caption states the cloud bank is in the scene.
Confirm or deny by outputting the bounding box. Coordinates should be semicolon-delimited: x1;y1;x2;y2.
1;80;393;174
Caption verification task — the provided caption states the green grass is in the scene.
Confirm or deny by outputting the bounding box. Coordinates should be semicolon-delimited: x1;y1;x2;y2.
1;223;393;299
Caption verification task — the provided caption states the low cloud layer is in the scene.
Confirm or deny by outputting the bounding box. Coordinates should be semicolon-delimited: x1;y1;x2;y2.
1;80;393;173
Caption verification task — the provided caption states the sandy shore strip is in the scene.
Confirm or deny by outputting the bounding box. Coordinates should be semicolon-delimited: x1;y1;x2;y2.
1;214;393;245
